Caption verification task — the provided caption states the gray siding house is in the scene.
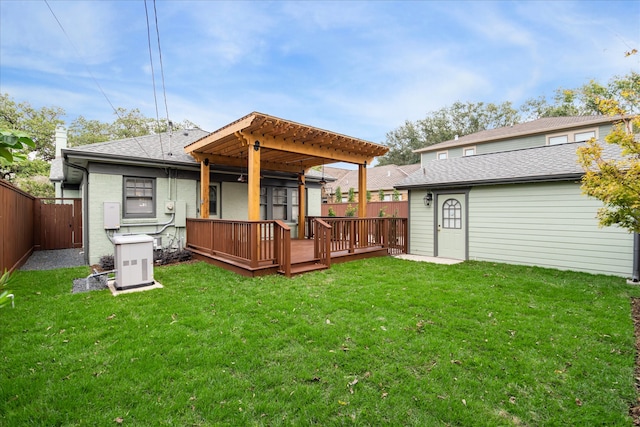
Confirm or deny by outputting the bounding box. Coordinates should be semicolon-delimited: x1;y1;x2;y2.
51;128;324;265
396;116;638;279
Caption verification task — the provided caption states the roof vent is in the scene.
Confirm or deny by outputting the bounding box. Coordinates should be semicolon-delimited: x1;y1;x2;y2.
454;135;459;140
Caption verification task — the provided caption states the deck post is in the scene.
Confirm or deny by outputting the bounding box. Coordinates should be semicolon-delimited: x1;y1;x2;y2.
358;163;367;217
248;142;262;263
200;158;210;218
298;174;306;239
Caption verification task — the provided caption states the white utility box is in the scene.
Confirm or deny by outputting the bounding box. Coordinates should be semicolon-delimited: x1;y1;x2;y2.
113;234;154;290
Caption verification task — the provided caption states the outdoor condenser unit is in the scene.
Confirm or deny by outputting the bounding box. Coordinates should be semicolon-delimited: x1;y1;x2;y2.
113;234;154;290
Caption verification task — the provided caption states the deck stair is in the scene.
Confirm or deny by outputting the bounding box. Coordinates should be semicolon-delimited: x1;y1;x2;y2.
280;259;328;276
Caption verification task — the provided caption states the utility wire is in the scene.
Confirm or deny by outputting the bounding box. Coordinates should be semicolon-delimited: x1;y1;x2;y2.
144;0;165;161
43;0;152;158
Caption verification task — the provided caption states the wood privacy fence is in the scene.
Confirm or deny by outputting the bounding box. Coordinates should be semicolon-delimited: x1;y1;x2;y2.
0;180;82;273
1;180;35;273
321;201;408;218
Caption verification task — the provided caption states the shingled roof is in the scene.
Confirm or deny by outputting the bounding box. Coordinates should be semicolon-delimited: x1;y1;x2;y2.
62;129;210;165
396;141;624;189
325;163;420;192
414;115;622;153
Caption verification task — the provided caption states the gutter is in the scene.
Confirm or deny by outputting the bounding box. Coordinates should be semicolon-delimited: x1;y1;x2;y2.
395;173;584;190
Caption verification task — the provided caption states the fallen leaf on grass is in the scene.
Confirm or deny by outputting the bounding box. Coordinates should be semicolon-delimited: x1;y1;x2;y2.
347;378;358;387
381;392;388;399
338;400;348;405
462;399;467;406
575;398;583;406
114;417;124;424
509;396;516;404
106;314;116;320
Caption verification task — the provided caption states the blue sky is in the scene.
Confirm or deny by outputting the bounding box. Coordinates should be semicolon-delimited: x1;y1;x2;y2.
1;0;638;147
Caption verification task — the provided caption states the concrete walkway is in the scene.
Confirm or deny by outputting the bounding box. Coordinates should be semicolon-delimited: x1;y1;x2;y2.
394;254;463;265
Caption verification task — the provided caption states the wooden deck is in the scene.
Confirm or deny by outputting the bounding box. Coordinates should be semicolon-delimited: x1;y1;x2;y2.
186;217;406;277
190;239;389;277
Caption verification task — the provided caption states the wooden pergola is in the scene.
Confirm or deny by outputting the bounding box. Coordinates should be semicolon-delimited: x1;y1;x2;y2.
184;112;389;237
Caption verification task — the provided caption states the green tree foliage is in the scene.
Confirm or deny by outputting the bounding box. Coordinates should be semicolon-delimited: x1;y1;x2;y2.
0;94;64;161
520;72;640;120
334;186;342;203
68;108;200;147
366;190;372;202
577;71;640;233
347;187;356;203
378;188;385;201
392;189;401;201
377;101;520;166
0;129;35;165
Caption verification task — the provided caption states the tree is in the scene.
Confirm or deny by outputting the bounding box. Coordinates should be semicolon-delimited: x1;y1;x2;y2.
392;189;401;201
577;105;640;233
0;94;64;161
377;101;520;166
334;186;342;203
521;72;640;120
0;129;35;165
347;187;356;203
366;190;371;202
378;189;385;201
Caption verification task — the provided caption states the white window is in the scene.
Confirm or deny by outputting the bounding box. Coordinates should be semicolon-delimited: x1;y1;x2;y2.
574;131;596;142
123;177;155;218
463;147;476;156
442;199;462;229
437;151;448;160
548;128;598;145
548;135;568;145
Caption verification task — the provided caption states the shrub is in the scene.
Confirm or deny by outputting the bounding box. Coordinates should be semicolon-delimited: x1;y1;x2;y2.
345;204;356;217
328;207;336;217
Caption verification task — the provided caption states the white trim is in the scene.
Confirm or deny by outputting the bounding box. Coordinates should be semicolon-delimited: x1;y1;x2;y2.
547;127;598;145
437;150;448;160
463;146;476;156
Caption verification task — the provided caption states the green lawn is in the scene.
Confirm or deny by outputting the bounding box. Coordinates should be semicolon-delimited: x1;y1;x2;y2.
1;258;638;426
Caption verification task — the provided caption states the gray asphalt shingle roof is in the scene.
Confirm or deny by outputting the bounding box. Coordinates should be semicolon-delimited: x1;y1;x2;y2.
414;115;622;153
326;164;420;192
53;128;326;181
396;141;624;189
62;129;210;165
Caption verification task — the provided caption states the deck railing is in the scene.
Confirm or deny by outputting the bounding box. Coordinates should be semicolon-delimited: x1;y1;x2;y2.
186;216;407;275
313;218;332;268
186;218;279;268
306;217;407;256
274;220;291;276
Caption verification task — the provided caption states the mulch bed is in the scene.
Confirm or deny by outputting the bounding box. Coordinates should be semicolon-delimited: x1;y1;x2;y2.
630;298;640;424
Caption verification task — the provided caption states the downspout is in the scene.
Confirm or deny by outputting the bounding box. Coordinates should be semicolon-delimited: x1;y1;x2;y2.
65;159;90;265
632;233;640;283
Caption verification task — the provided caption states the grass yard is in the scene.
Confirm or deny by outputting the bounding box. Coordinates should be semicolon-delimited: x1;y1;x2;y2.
1;258;639;426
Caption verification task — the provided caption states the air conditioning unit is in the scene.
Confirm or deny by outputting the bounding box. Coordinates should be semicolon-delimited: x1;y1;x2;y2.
113;234;154;290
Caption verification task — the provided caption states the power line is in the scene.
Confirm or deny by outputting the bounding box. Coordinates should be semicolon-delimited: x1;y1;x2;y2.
44;0;152;158
144;0;165;160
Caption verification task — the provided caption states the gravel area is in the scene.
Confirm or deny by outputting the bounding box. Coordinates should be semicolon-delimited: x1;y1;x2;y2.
20;249;87;271
72;275;109;293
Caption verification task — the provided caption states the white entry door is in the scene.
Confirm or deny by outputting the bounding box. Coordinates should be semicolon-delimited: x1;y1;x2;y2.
437;194;466;259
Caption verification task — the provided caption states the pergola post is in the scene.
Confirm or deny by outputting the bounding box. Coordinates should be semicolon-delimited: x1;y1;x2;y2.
358;163;367;217
298;174;306;239
200;158;210;218
247;141;261;221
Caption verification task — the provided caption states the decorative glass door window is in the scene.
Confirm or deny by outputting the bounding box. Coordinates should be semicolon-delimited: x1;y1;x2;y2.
442;199;462;229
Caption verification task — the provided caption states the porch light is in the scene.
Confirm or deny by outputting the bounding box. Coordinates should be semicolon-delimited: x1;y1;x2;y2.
423;192;433;207
319;162;327;186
